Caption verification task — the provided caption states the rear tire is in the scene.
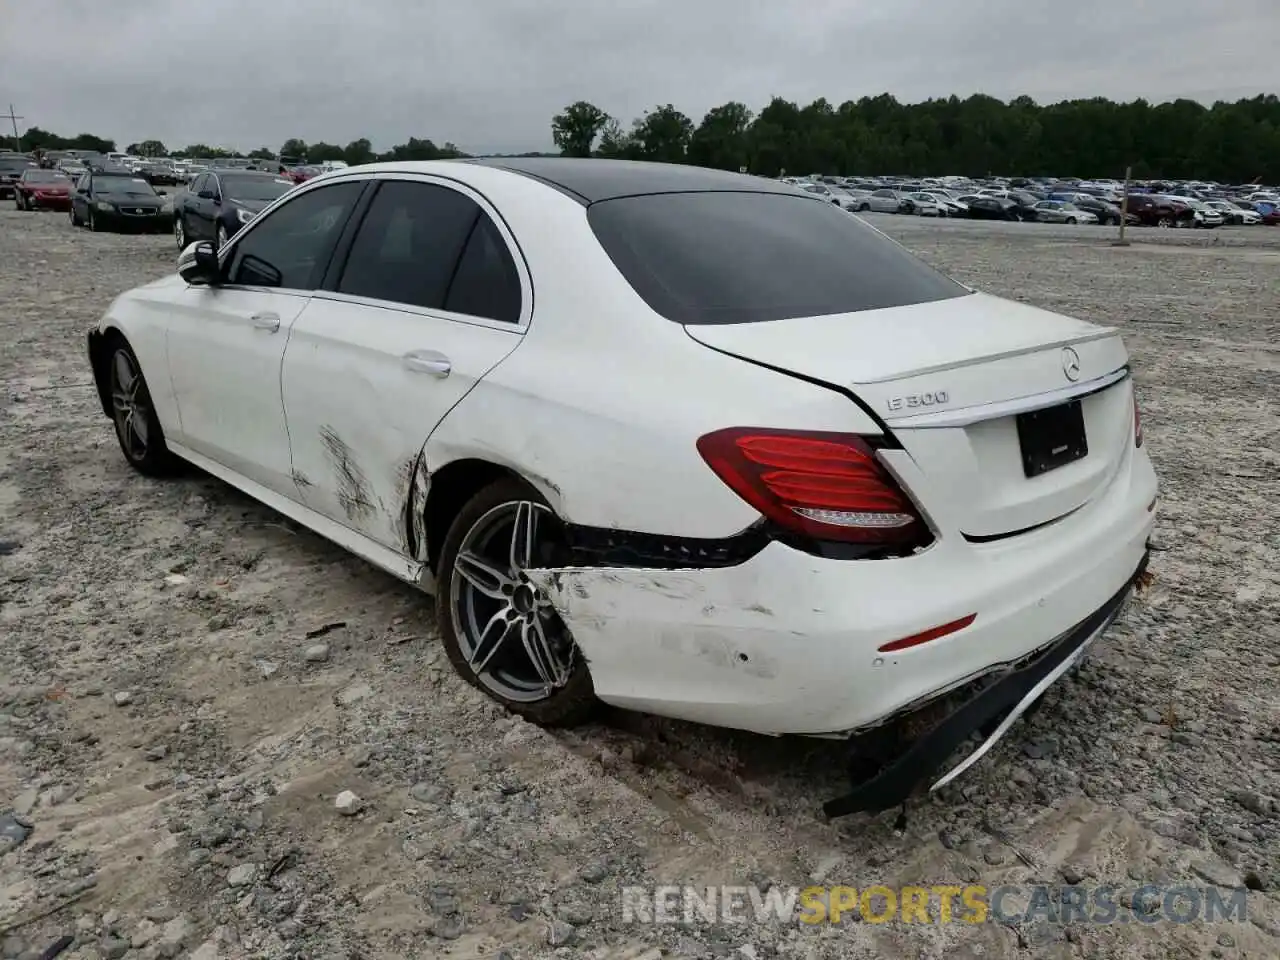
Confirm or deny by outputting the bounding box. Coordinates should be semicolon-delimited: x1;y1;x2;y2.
436;478;596;727
103;336;178;477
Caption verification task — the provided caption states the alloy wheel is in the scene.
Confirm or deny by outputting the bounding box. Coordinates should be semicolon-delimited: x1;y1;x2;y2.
216;225;228;249
109;349;150;461
449;500;577;703
175;217;186;249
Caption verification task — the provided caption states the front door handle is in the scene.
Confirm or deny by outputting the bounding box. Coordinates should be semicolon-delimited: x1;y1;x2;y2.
403;350;452;377
250;311;280;332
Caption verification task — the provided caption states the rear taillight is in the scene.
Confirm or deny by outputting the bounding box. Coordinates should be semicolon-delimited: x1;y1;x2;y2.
696;427;929;548
1133;393;1143;447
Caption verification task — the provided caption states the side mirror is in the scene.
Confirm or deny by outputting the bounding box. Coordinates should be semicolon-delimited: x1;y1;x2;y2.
197;189;216;200
178;241;220;285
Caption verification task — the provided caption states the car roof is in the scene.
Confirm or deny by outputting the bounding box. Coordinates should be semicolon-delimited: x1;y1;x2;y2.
462;157;801;205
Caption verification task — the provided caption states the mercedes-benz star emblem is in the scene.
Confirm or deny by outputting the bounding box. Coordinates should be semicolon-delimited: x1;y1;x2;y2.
1061;346;1081;382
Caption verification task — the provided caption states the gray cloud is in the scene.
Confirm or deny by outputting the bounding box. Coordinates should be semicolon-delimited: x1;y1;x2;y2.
3;0;1276;154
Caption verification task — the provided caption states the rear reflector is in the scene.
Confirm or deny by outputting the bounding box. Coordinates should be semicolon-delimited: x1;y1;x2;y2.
878;613;977;653
696;427;929;547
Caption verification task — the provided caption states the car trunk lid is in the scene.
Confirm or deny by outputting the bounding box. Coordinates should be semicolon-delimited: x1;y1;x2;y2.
684;292;1134;538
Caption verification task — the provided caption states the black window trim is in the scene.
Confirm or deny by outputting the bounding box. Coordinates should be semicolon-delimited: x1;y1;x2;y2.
309;171;533;332
214;178;371;298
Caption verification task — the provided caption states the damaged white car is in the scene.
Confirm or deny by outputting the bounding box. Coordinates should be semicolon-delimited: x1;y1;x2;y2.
86;159;1158;816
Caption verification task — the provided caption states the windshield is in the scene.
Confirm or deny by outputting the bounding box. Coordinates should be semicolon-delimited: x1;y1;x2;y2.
222;175;294;202
0;159;33;173
96;176;157;197
22;171;69;183
587;191;969;325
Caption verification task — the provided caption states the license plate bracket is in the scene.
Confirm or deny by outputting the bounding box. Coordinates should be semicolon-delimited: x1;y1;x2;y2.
1016;400;1088;478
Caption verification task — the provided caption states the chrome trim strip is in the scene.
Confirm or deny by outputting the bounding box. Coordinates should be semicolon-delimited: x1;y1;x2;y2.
928;605;1121;793
887;367;1129;429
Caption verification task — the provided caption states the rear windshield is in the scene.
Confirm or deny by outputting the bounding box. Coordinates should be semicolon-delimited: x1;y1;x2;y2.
587;191;968;325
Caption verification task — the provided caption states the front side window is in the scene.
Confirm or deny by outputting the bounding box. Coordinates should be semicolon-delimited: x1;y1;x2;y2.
226;180;363;289
588;191;968;326
336;181;481;310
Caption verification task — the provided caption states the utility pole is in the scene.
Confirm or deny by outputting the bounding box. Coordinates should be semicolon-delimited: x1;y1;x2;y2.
1;104;23;151
1113;165;1132;247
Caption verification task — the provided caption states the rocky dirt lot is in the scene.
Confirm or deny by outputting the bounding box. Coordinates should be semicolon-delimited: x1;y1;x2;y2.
0;209;1277;960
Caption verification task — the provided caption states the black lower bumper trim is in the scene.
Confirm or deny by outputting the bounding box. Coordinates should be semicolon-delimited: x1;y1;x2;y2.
823;551;1150;818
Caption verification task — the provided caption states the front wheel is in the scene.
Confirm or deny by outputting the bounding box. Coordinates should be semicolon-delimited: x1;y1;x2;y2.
436;479;595;727
215;224;229;249
174;215;187;249
88;209;99;231
105;338;177;476
1065;217;1077;225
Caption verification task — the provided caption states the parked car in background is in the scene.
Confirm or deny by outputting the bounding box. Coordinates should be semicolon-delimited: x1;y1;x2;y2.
903;192;944;216
69;169;171;232
173;170;296;248
1032;201;1099;225
960;195;1021;220
84;158;1157;817
865;188;907;213
12;169;73;210
0;155;36;198
1210;199;1260;225
1048;192;1123;225
1121;194;1194;228
1255;201;1280;225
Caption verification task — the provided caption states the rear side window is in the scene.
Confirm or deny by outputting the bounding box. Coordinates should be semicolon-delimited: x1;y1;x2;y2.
337;181;479;310
443;214;522;323
587;192;968;325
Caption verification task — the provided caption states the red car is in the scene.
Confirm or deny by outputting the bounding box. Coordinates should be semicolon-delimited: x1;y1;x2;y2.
13;169;73;211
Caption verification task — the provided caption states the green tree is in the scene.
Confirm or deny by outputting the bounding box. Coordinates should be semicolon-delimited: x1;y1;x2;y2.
125;140;167;157
248;146;275;160
279;138;308;160
688;101;753;171
595;118;631;158
629;104;694;163
551;101;611;157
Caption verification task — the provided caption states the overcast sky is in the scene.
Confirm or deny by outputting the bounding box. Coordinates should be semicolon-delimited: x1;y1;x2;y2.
3;0;1277;155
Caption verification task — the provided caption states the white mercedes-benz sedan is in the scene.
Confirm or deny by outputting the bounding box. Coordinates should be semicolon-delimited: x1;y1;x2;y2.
86;159;1158;816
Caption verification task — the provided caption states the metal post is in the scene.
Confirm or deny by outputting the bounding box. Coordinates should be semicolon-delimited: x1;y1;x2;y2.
1113;166;1132;247
3;104;24;151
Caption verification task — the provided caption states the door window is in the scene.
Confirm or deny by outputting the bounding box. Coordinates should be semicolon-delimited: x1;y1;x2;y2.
443;213;522;323
336;181;480;310
190;174;207;195
225;181;363;290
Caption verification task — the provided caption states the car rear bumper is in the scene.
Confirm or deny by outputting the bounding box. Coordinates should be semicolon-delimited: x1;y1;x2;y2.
822;551;1146;816
529;443;1158;738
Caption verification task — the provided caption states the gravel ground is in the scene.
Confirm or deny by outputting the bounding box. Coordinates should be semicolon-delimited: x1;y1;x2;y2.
1;208;1277;960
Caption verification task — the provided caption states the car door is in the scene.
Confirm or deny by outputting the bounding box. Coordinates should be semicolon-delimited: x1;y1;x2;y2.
182;174;207;239
280;175;526;551
164;178;367;496
73;173;90;218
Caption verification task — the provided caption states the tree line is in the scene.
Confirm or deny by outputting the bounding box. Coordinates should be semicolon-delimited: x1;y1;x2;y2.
551;93;1280;183
14;91;1279;182
11;129;476;166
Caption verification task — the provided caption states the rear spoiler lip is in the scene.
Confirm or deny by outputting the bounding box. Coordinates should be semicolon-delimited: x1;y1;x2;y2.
884;364;1130;430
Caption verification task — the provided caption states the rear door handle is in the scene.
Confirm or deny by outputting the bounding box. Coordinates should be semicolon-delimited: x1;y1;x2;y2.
403;350;452;377
250;312;280;332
